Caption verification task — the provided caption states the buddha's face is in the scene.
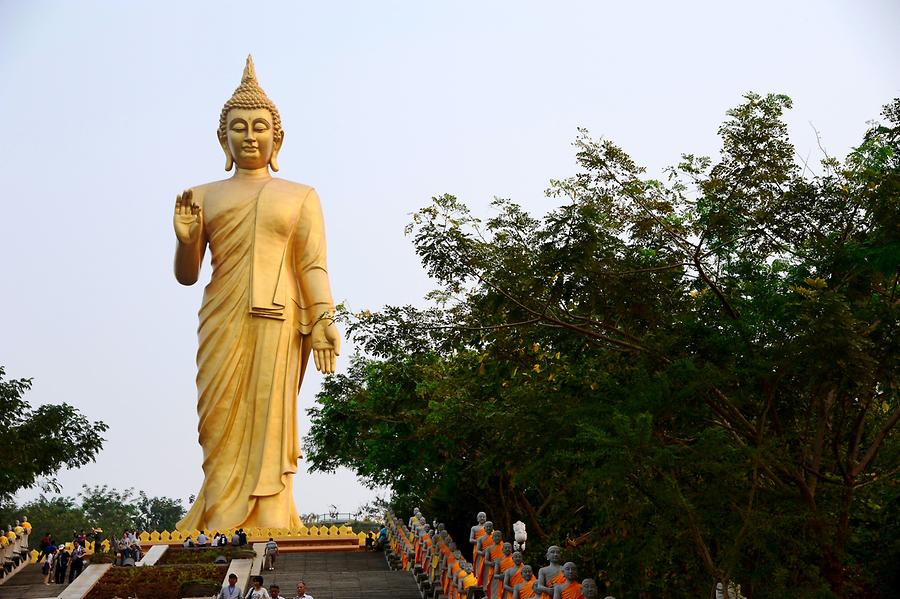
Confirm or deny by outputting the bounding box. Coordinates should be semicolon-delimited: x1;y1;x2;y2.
522;566;533;580
581;579;598;599
547;546;561;563
502;542;512;555
512;552;522;566
562;562;577;580
477;512;486;525
225;107;279;170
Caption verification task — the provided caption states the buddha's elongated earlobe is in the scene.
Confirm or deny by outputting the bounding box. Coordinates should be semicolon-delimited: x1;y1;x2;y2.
219;135;234;171
269;130;284;172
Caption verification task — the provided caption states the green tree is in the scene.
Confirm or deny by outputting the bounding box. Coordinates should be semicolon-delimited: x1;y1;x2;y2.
3;495;90;549
79;485;139;537
0;366;108;499
135;491;185;532
0;487;186;549
306;95;899;598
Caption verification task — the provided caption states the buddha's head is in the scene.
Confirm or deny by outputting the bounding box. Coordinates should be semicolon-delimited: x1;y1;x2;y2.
477;512;487;525
512;551;523;566
219;55;284;172
521;565;533;581
546;545;562;563
484;521;494;534
491;530;502;543
502;542;512;555
581;578;599;599
562;561;578;581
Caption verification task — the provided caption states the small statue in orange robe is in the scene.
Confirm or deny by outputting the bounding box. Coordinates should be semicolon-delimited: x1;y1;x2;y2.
580;578;599;599
512;565;538;599
551;562;582;599
481;532;504;596
469;511;488;563
459;562;479;598
503;551;525;599
473;521;496;584
534;545;565;599
490;542;515;599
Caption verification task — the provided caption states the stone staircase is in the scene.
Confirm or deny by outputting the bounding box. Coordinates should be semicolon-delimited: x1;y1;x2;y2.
263;551;420;599
0;551;419;599
0;563;67;599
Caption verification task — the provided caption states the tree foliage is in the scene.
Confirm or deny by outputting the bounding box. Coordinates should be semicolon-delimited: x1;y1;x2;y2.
0;486;186;548
305;95;899;598
0;366;108;499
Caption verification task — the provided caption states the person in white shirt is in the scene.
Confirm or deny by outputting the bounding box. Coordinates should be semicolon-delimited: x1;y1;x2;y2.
264;538;278;570
126;531;141;561
43;548;57;585
69;542;86;582
245;575;270;599
293;579;314;599
197;530;209;546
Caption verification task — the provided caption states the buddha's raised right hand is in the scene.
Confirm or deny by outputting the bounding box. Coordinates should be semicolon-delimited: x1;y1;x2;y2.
174;189;202;244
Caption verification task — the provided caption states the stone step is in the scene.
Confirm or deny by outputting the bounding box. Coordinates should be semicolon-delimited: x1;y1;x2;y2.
0;563;69;599
258;551;421;599
0;551;422;599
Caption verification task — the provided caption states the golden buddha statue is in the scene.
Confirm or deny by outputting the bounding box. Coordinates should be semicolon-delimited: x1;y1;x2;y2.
173;56;340;531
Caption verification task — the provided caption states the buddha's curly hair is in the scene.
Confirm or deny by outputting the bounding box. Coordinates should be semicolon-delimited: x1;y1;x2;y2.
217;57;283;142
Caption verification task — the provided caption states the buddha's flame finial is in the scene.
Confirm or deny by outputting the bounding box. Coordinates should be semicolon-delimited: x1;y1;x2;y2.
242;54;257;85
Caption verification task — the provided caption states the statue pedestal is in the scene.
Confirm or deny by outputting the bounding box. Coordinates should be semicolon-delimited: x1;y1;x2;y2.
141;533;362;554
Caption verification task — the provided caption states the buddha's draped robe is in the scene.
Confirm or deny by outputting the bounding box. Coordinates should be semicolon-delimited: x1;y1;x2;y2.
178;180;329;531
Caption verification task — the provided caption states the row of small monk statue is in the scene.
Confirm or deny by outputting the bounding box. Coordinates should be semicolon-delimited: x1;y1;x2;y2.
385;508;613;599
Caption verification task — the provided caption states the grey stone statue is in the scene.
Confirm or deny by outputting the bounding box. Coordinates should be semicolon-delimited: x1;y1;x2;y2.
469;511;488;555
474;526;499;584
475;527;503;596
511;565;536;599
408;507;422;529
488;541;513;598
533;545;564;597
580;578;599;599
503;551;525;597
552;562;580;599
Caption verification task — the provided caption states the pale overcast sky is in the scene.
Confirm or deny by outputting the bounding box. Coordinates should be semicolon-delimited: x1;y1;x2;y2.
1;0;898;518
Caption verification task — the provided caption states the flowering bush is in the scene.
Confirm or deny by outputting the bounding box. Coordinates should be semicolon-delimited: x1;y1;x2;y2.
86;564;226;599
